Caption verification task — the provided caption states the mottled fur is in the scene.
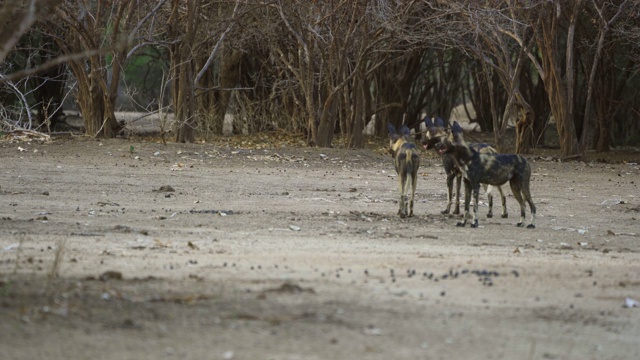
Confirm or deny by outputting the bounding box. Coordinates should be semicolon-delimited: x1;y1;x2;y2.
388;124;420;218
422;118;507;218
436;121;536;229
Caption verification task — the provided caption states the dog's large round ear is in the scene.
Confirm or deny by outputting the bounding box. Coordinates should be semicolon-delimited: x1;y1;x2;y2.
400;125;411;136
452;121;463;134
423;116;434;128
387;123;397;136
435;117;445;128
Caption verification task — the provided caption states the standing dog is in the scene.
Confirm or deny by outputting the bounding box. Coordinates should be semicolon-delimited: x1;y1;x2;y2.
422;117;507;218
388;124;420;218
436;121;536;228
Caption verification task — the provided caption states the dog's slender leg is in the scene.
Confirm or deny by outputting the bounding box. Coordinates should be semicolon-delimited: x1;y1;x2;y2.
404;173;411;217
397;172;403;217
497;185;508;218
453;173;462;215
404;172;409;217
409;172;417;217
398;172;407;218
510;180;526;227
457;179;471;227
485;184;493;218
443;172;454;214
522;187;536;228
471;184;480;228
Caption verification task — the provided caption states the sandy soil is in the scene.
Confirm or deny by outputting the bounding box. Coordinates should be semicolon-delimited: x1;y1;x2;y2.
1;133;639;360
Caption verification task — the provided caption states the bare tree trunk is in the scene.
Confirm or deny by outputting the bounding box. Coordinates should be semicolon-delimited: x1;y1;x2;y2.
515;98;534;154
194;53;215;138
481;63;501;149
48;2;131;138
216;48;242;134
580;30;605;156
524;70;550;148
316;92;338;148
33;61;66;130
347;72;366;148
595;107;612;152
537;1;583;158
83;69;105;136
171;0;198;143
580;1;626;156
174;57;196;143
469;61;501;133
304;72;317;145
376;82;404;135
497;38;532;153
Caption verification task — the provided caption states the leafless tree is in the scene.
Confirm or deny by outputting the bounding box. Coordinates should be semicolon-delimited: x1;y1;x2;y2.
5;0;640;153
271;0;399;147
442;1;536;153
164;0;251;142
43;0;167;137
0;0;61;65
580;0;632;154
167;0;198;142
1;1;64;131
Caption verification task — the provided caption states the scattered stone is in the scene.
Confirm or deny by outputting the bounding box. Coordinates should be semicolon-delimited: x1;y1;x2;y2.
624;297;639;308
188;209;235;215
363;326;382;336
99;271;123;281
262;282;315;295
153;185;175;193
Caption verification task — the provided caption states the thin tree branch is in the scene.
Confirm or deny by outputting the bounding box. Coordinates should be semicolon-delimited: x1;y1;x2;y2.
0;40;128;83
194;0;241;86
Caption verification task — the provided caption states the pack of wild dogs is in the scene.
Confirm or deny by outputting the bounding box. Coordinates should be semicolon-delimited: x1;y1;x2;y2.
387;117;536;229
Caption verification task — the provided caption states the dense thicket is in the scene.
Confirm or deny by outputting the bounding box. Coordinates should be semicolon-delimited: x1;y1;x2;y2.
1;0;639;157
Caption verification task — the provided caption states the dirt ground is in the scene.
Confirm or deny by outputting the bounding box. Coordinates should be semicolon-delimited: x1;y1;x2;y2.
1;132;639;360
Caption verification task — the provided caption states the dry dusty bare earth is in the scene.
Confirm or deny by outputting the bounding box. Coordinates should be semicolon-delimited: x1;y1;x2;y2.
1;136;640;360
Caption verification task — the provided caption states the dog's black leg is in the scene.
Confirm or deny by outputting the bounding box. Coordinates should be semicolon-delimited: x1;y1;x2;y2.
510;180;525;227
523;188;536;228
498;185;508;218
398;173;407;218
409;171;417;217
485;184;493;218
443;172;454;214
519;168;536;228
470;184;480;228
453;173;462;215
457;179;472;227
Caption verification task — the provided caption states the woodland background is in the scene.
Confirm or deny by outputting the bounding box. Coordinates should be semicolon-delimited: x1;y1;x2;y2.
2;0;640;158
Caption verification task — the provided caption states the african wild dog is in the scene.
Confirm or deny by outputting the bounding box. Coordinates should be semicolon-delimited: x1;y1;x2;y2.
422;117;507;219
437;121;536;228
388;123;420;218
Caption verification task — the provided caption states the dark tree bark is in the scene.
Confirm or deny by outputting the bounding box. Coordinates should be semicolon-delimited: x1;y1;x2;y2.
170;0;198;143
49;1;133;138
536;1;583;157
0;0;61;64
